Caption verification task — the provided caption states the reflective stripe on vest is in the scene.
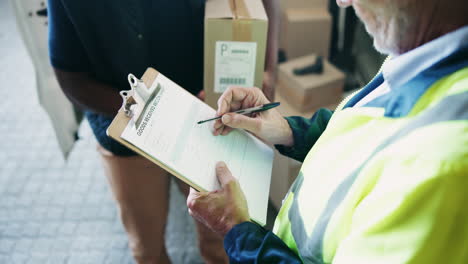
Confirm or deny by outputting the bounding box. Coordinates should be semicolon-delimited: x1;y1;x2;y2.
288;91;468;263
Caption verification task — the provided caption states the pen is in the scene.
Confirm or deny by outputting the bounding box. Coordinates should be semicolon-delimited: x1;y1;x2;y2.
197;102;281;125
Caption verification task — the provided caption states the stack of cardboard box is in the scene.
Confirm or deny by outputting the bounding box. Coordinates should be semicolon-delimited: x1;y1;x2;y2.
280;0;331;60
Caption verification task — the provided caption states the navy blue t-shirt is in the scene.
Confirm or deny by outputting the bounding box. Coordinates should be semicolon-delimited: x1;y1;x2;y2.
48;0;205;156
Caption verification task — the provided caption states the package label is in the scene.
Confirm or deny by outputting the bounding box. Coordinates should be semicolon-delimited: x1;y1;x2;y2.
214;41;257;93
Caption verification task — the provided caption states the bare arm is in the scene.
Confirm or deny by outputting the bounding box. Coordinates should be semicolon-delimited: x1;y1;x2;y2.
262;0;280;101
53;68;122;117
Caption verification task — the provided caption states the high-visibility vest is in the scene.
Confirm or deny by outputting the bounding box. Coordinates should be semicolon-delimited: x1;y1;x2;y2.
273;48;468;263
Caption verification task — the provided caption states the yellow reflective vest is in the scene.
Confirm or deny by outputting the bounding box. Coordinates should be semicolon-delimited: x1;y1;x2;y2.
274;54;468;264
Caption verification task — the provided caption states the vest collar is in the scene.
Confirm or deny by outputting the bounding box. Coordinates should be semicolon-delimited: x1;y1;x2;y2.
344;32;468;117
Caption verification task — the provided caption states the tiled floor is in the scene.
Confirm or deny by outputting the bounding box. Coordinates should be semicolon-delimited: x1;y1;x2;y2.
0;1;204;263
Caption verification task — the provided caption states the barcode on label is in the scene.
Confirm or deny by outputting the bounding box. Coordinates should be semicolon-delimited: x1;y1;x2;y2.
219;77;246;85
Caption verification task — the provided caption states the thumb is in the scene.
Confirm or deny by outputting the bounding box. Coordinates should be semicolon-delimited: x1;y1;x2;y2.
222;113;261;134
215;162;235;187
197;90;206;101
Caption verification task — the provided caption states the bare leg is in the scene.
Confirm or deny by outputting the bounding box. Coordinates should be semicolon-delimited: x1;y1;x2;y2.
176;180;229;264
98;145;171;264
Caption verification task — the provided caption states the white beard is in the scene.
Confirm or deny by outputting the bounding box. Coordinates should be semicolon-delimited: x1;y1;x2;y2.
363;3;412;56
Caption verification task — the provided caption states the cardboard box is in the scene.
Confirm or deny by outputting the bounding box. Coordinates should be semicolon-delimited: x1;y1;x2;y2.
276;90;317;117
204;0;268;108
270;151;291;209
270;150;303;209
281;8;331;60
278;54;344;112
280;0;328;9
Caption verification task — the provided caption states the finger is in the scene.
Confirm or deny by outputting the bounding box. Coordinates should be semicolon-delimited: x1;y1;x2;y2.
188;207;205;225
218;99;242;117
213;119;224;133
215;162;235;187
217;89;233;116
221;113;261;134
218;125;234;136
217;125;225;136
212;122;223;135
212;127;219;136
213;126;222;136
221;126;233;136
187;187;203;210
188;207;195;217
217;87;252;115
197;90;206;101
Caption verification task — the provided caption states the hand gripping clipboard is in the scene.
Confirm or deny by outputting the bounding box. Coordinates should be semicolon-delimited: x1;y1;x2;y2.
107;67;274;225
106;67;205;192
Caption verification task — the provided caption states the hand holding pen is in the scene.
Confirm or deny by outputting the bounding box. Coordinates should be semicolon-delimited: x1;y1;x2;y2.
210;87;294;147
197;102;280;124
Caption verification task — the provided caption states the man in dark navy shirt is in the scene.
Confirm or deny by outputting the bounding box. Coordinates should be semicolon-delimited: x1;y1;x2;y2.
47;0;279;263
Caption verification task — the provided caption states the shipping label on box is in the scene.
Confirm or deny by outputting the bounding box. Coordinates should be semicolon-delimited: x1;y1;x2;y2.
214;41;257;93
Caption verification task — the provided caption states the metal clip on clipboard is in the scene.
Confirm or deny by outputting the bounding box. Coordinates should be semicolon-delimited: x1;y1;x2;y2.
120;73;159;127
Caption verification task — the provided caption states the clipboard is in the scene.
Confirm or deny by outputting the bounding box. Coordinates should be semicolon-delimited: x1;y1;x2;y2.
107;67;274;225
107;67;205;192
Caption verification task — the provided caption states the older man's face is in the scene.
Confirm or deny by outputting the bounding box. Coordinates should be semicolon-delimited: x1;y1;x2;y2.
337;0;412;55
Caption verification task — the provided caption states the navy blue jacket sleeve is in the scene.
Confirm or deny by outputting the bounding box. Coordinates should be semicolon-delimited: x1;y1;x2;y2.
48;0;90;71
224;222;302;264
275;108;333;162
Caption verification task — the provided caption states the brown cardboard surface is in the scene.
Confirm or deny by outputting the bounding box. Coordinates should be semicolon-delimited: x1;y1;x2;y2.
270;151;291;209
204;0;268;108
280;0;328;9
206;0;233;19
270;150;303;209
281;8;331;59
230;0;250;18
278;54;344;112
275;90;317;117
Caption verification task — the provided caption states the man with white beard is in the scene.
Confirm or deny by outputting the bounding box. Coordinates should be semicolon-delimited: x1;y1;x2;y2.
187;0;468;263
